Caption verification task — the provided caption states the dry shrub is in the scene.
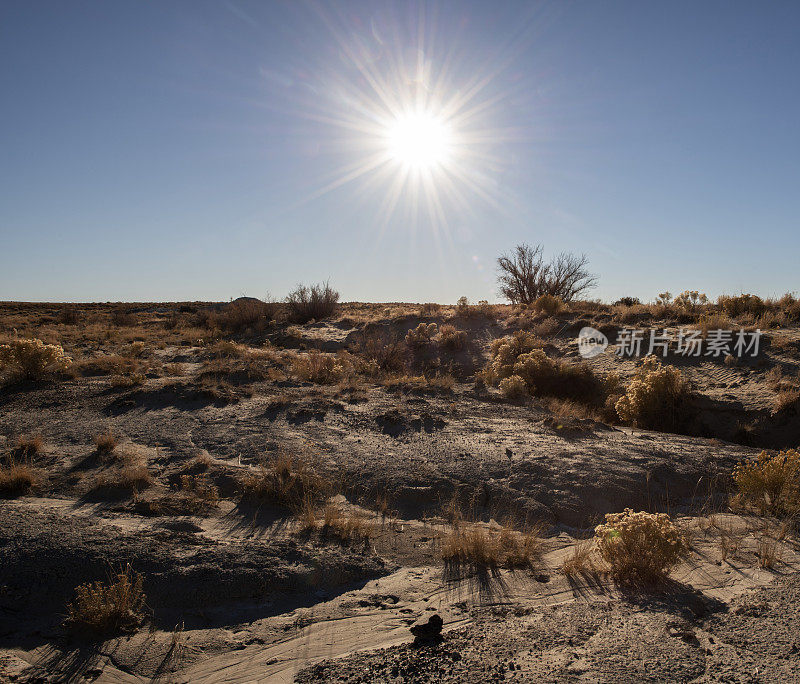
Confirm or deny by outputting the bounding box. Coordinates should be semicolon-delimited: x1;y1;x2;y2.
697;312;734;337
0;338;72;381
199;298;277;334
66;565;146;635
437;324;467;352
455;297;495;319
499;374;528;401
615;356;690;430
286;282;339;323
419;302;441;316
0;460;38;496
110;372;145;388
486;331;544;382
241;453;329;510
531;294;563;315
718;293;767;318
673;290;708;312
94;429;118;456
382;373;454;393
733;449;799;515
532;316;560;339
74;354;140;378
352;329;408;375
594;509;688;584
58;306;81;325
511;349;608;403
292;351;343;384
110;307;137;326
405;322;438;349
614;297;641;307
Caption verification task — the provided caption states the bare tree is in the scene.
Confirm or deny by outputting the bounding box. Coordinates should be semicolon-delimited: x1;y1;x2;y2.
497;244;597;303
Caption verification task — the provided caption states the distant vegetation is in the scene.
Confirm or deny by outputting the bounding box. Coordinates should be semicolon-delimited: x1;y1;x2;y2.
497;243;597;304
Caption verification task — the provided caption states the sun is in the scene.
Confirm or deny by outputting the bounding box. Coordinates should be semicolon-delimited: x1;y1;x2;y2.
385;111;452;171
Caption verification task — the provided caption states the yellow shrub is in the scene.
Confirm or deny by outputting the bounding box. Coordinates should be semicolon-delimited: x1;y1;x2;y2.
733;449;800;514
594;509;687;583
437;324;467;352
615;357;689;430
292;351;343;384
499;374;528;400
531;294;563;315
488;331;543;380
0;338;72;381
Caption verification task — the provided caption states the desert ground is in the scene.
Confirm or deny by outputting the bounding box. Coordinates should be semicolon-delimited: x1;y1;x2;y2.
1;295;799;682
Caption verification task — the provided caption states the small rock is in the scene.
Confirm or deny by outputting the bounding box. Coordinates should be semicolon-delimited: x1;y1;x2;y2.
410;613;443;644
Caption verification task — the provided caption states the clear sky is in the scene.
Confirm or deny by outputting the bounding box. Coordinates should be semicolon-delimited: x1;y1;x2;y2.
2;1;799;303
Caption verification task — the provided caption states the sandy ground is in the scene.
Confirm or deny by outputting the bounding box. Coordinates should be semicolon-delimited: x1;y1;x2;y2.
1;301;799;682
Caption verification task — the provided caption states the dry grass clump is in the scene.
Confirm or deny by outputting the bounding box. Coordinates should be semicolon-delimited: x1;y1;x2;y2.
286;282;339;323
94;464;153;493
437;324;467;351
405;322;438;349
615;356;690;431
772;387;800;415
733;449;799;515
16;434;44;457
150;474;219;515
0;460;38;496
292;351;344;384
560;540;596;576
66;565;146;635
320;504;373;546
241;453;330;510
0;338;72;381
441;521;544;576
94;429;119;456
594;509;688;584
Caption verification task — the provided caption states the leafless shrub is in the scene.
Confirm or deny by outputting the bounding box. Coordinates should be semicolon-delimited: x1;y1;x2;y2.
497;243;597;304
286;282;339;323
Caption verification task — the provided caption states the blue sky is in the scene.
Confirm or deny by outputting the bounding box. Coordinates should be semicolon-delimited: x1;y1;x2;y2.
1;1;798;303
